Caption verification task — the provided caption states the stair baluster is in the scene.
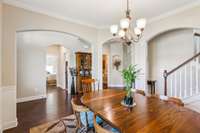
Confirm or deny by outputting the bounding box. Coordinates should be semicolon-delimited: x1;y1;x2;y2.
164;52;200;99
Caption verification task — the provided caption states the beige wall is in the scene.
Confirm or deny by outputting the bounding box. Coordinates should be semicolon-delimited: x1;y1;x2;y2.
148;29;194;94
2;4;98;86
47;45;60;57
17;33;47;101
144;5;200;42
57;46;66;89
123;45;132;69
97;4;200;91
2;2;200;131
103;43;126;87
0;5;97;128
0;2;2;132
46;45;67;89
46;45;59;79
109;43;124;87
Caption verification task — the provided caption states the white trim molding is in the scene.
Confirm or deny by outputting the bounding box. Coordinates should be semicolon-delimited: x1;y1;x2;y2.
0;126;2;133
1;86;18;130
108;84;125;88
0;117;2;132
0;86;2;133
17;94;47;103
1;85;16;91
148;1;200;23
183;94;200;104
4;0;200;30
57;84;65;90
2;0;98;29
2;119;18;131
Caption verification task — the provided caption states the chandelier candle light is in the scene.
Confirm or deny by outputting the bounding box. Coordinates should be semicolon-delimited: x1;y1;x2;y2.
110;0;146;45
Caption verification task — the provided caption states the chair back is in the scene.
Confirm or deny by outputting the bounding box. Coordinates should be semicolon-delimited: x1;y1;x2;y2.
71;98;90;129
167;97;184;107
135;89;146;96
82;78;98;93
94;114;112;133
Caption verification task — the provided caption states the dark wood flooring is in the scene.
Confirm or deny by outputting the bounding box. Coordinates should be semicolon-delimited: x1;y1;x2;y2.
4;86;73;133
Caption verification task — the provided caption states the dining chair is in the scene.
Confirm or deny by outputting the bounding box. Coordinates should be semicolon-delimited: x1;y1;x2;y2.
94;114;112;133
135;89;146;96
166;97;184;107
71;98;103;132
94;114;119;133
82;78;98;93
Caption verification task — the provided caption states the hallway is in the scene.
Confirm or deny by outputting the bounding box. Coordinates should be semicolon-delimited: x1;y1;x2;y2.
4;87;73;133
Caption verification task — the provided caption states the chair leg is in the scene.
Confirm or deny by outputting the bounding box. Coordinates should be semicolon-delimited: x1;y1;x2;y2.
92;127;95;133
98;82;99;91
78;126;87;133
85;112;89;131
93;83;95;91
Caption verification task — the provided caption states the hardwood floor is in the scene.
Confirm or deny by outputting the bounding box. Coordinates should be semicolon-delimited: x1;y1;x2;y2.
4;86;73;133
4;86;200;133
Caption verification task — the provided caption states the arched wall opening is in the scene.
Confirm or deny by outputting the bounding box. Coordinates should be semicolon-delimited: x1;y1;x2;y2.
16;30;92;102
101;38;133;89
147;28;199;95
1;4;99;130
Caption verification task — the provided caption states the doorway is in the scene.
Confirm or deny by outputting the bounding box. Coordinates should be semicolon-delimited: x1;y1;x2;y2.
65;61;68;90
46;45;59;88
16;30;92;104
102;54;108;89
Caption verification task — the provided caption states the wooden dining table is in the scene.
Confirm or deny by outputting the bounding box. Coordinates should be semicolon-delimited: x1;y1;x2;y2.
81;89;200;133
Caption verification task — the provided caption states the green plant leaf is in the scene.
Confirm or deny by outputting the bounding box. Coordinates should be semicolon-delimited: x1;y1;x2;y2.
121;65;141;95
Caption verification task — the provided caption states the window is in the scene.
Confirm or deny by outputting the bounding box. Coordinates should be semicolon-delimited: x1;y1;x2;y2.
46;65;54;74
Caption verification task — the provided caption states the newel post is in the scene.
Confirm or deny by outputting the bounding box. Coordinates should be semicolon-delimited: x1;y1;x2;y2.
163;70;168;96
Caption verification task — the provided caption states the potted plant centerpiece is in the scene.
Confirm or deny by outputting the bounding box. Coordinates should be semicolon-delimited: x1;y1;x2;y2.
121;65;140;107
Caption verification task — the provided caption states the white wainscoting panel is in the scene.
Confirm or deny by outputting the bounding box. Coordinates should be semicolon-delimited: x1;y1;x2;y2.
0;125;2;133
2;86;18;130
0;86;2;133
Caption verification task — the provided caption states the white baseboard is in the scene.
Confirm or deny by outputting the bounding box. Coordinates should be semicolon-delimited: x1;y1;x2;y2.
108;84;125;88
2;86;18;130
17;94;47;103
2;119;18;131
183;94;200;104
0;124;2;133
57;84;66;90
0;86;2;133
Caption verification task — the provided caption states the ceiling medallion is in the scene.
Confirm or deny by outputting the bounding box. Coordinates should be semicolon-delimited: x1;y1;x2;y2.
110;0;146;45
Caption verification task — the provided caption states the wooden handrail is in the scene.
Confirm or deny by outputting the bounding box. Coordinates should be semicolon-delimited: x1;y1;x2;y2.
163;52;200;96
167;52;200;76
194;33;200;37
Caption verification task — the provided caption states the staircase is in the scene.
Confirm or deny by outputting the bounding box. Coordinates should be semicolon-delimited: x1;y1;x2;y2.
163;52;200;100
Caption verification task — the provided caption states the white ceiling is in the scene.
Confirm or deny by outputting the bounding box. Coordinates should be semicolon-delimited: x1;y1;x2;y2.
4;0;200;28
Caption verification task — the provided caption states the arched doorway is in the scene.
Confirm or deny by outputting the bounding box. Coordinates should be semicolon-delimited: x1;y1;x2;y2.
101;38;133;89
147;28;199;95
16;30;92;103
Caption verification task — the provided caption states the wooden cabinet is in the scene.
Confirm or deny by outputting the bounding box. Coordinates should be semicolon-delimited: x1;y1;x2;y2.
75;52;92;93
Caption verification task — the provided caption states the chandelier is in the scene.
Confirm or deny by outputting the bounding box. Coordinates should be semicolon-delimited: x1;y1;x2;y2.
110;0;146;45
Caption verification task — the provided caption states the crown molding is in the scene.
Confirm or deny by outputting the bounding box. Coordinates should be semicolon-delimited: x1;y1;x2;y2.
148;0;200;23
3;0;200;30
99;0;200;30
2;0;99;29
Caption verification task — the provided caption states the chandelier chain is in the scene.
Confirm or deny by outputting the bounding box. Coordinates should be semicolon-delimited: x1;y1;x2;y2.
110;0;146;45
